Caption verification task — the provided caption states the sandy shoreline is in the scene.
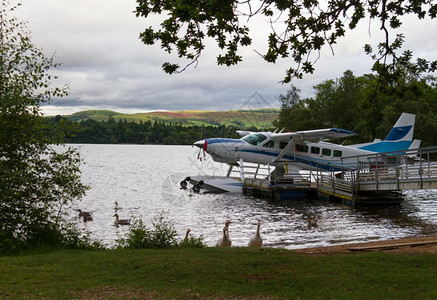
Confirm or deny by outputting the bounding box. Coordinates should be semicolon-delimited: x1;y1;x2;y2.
293;235;437;254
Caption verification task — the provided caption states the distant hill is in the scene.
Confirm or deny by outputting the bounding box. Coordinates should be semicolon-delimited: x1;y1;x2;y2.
64;108;280;129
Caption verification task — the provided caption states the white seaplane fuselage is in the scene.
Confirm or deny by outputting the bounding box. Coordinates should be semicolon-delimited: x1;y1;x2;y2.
198;135;379;170
192;112;420;192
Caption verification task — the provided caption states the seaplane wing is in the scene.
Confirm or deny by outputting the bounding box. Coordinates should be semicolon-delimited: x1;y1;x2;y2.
270;128;357;162
236;130;255;137
270;128;357;143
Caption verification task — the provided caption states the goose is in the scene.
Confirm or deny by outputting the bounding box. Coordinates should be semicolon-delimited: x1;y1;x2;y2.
223;220;232;241
216;226;232;247
225;219;231;237
225;219;231;229
114;201;123;212
183;228;191;243
113;213;130;226
83;214;93;222
248;221;263;247
77;209;92;218
307;215;318;229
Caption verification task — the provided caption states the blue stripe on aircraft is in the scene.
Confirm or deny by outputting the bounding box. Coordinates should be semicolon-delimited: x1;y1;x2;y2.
238;149;278;158
225;182;244;186
330;128;356;135
358;140;412;152
206;138;244;145
384;125;412;141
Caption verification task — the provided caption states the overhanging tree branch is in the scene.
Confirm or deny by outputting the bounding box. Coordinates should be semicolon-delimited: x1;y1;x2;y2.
135;0;437;82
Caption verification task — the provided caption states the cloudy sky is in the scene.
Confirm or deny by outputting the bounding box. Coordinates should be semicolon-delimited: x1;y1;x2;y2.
16;0;436;116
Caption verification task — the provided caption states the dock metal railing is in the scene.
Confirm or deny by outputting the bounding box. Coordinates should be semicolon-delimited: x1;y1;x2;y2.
324;145;437;192
240;145;437;199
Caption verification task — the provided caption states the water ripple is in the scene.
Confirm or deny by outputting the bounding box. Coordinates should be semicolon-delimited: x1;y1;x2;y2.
71;144;437;249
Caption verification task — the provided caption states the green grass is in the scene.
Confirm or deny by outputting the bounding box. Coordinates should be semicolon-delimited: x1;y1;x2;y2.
1;248;436;299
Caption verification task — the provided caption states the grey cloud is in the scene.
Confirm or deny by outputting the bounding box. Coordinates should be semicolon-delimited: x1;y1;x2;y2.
17;0;436;116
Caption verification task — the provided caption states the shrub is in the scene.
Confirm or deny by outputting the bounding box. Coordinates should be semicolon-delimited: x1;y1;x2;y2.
179;234;206;248
116;211;206;249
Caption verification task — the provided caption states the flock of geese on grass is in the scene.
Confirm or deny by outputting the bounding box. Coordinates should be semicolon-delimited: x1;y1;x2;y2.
77;202;319;247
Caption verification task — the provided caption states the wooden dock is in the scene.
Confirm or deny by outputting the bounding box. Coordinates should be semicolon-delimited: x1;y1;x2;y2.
243;177;317;200
347;240;437;252
241;146;437;206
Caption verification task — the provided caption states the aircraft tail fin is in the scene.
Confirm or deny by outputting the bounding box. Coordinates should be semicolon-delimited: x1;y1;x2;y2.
355;113;416;153
383;112;415;142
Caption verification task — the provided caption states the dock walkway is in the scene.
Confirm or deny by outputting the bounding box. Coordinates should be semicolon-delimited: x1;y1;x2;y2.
241;146;437;205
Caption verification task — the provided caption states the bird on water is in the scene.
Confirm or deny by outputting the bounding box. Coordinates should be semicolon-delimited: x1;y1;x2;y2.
113;213;130;227
307;215;318;229
77;209;91;218
83;214;93;222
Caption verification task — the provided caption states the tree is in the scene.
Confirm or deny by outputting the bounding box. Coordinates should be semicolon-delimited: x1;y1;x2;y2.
273;85;318;130
135;0;436;82
274;70;437;145
0;1;88;252
310;70;364;129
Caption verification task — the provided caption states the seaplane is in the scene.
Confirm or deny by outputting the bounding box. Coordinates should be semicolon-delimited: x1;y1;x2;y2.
189;112;421;193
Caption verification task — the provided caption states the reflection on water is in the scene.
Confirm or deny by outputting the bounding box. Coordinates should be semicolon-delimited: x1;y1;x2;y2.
72;144;437;249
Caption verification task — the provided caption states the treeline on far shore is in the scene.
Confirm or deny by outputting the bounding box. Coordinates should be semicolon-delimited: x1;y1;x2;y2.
46;116;257;145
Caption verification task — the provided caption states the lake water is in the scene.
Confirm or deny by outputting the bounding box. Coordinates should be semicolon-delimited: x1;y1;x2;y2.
71;144;437;249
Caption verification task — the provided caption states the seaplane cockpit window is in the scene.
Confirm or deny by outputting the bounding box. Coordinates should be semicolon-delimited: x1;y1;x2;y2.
242;133;267;145
333;150;342;157
263;140;275;148
322;148;331;156
279;142;288;149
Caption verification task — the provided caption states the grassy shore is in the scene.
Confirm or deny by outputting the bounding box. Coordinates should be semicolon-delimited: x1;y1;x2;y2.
1;247;436;299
